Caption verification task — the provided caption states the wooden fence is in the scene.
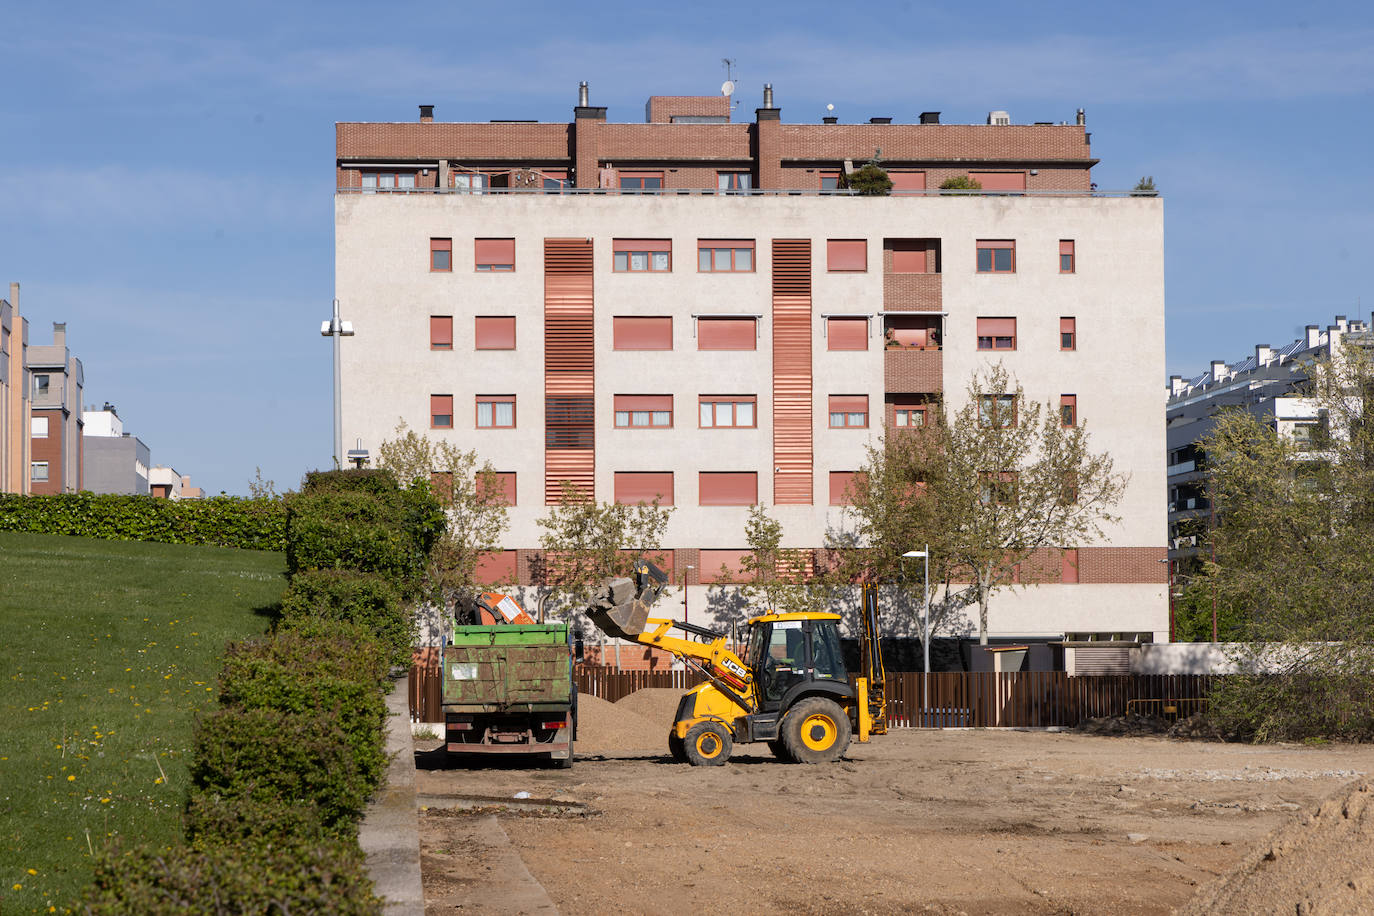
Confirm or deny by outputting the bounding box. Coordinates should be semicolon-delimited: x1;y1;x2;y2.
408;664;1217;729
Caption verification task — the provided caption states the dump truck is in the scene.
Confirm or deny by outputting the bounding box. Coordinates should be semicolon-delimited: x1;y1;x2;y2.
584;561;887;765
441;603;576;768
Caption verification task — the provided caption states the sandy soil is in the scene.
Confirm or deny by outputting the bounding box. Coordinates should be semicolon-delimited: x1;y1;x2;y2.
415;693;1374;915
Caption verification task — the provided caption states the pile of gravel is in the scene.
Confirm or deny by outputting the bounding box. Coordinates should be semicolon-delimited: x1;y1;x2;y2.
614;687;687;726
575;694;667;755
1077;713;1171;737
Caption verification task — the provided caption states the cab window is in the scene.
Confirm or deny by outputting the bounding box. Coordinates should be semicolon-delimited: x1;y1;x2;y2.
809;620;847;681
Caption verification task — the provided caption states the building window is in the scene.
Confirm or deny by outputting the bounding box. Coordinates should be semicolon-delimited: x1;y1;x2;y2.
697;240;754;272
618;172;664;190
829;471;865;506
362;172;415;192
476;395;516;428
475;316;516;350
1060;394;1077;427
717;172;752;192
828;395;869;429
980;471;1019;505
613;316;672;350
614;472;674;506
475;238;515;271
430;238;452;272
614;395;672;428
1060;240;1076;273
826;317;869;351
827;239;867;272
976;240;1015;273
1061;317;1076;351
450;172;487;192
31;461;49;482
700;397;756;428
979;394;1017;428
476;471;517;506
699;471;758;506
893;404;927;428
819;171;841;190
30;416;49;438
888;171;926;192
976;317;1016;350
32;374;49;398
613;239;671;272
430;316;453;350
887;239;932;273
969;171;1026;193
697;317;756;350
430;395;453;429
540;170;570;191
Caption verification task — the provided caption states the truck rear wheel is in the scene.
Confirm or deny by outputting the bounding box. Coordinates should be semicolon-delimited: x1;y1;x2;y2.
781;697;851;764
683;721;732;766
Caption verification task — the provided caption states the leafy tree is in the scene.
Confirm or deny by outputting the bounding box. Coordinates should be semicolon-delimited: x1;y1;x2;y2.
376;423;509;604
536;482;673;607
938;175;983;193
844;163;892;196
1197;345;1374;739
841;365;1126;643
736;504;830;615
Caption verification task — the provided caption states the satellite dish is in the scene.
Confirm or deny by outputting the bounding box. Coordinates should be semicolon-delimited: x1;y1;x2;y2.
721;80;735;97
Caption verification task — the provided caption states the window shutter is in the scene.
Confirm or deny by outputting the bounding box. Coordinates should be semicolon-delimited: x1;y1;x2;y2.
613;317;672;350
614;472;674;506
827;239;867;271
826;317;868;351
612;239;672;252
977;317;1017;336
1060;317;1076;333
888;171;926;191
969;171;1026;191
1059;240;1075;256
698;472;758;506
613;395;672;412
430;316;453;348
829;471;865;506
828;395;868;413
697;317;757;350
888;240;927;273
475;238;515;266
474;316;515;349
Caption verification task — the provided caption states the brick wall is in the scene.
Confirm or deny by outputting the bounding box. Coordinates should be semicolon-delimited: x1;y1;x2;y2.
1079;547;1169;584
646;96;731;123
884;349;943;393
28;410;61;495
883;274;942;312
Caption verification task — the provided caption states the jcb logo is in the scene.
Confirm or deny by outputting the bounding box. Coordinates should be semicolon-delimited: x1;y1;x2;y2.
722;657;747;679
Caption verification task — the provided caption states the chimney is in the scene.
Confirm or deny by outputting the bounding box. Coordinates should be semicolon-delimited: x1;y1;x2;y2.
919;111;940;124
1169;375;1185;397
418;105;434;122
822;116;838;124
1305;325;1321;348
578;81;589;107
1076;108;1086;126
1255;344;1273;368
8;281;16;310
1335;315;1349;332
53;321;66;349
869;116;892;124
763;83;773;109
1210;360;1227;383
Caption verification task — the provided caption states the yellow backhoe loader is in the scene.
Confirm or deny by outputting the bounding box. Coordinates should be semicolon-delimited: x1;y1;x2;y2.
584;561;887;765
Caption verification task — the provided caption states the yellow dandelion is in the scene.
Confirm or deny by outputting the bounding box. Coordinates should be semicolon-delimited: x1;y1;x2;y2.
99;797;110;804
26;868;36;875
67;775;75;782
11;883;21;890
154;777;163;785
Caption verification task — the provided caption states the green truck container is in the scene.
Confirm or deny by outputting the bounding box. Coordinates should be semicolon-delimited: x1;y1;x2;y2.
442;623;576;767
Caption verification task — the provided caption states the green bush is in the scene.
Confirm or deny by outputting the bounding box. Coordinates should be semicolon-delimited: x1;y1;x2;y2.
845;162;892;196
184;790;330;850
80;837;382;916
215;632;389;789
190;706;374;832
0;492;285;550
285;471;444;580
280;569;413;668
939;175;983;192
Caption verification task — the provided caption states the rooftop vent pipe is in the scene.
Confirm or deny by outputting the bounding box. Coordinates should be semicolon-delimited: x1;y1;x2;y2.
919;111;940;124
869;117;892;124
579;81;589;107
763;83;774;108
1076;108;1085;126
419;105;434;122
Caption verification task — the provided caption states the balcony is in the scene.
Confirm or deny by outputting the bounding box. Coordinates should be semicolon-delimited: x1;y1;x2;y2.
883;273;942;312
884;348;942;394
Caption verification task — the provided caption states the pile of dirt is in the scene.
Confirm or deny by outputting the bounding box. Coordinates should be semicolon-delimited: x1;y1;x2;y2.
613;687;686;726
1077;712;1171;736
574;694;666;755
1167;713;1232;741
1178;781;1374;914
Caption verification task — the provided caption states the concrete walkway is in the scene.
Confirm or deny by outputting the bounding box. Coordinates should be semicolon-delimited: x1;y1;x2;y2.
360;680;425;916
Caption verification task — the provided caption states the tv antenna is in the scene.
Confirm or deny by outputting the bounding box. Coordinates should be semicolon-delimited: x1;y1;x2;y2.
721;58;738;109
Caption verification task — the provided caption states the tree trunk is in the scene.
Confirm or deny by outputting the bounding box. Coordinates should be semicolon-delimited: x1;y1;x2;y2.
977;577;991;645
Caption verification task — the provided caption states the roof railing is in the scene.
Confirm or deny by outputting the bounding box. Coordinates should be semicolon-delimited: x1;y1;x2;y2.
334;186;1157;199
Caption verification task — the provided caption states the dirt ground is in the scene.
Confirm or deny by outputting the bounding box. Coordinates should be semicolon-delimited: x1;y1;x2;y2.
415;690;1374;915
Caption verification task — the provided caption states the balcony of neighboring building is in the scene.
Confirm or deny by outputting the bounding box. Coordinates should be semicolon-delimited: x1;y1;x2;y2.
29;372;66;411
882;239;941;312
883;314;943;394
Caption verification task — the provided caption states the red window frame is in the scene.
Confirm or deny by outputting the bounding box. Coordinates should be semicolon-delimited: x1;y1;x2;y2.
362;171;416;192
474;316;516;350
892;403;928;429
717;172;752;191
430;316;453;350
475;238;515;272
614;472;675;506
1060;394;1078;427
613;316;673;350
827;239;867;272
430;238;452;272
828;395;869;429
819;171;841;190
697;239;755;273
979;394;1017;429
613;239;672;272
826;317;869;351
614;395;673;429
976;317;1017;351
1060;317;1076;351
698;471;758;506
430;394;453;429
1060;240;1076;273
976;240;1016;273
475;395;516;429
696;317;757;351
618;171;664;190
699;396;757;429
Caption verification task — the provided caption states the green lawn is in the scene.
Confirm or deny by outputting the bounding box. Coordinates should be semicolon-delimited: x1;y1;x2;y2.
0;532;286;914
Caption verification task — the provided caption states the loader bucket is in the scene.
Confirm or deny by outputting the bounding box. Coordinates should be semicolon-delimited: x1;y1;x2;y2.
587;597;651;641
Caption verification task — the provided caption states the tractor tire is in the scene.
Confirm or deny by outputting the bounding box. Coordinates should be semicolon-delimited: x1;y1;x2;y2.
668;733;688;763
768;739;794;763
781;697;852;764
683;721;732;766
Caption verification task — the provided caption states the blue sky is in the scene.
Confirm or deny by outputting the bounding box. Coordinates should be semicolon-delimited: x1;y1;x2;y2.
4;0;1373;494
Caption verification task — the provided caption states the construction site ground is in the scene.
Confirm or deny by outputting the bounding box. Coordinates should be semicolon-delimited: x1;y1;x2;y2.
414;689;1374;915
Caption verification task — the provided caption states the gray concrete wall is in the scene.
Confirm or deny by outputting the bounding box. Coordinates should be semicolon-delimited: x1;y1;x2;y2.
83;435;150;494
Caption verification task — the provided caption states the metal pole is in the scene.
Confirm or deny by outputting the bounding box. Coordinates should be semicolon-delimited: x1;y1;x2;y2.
922;543;930;722
332;299;343;468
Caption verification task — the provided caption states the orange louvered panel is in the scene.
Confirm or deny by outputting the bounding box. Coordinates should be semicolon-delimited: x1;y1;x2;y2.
772;239;813;505
545;239;595;504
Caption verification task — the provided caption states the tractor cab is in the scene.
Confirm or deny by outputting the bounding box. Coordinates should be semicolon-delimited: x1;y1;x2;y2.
744;612;848;710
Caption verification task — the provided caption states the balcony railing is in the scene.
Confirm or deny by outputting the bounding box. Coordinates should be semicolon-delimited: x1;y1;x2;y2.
337;186;1156;198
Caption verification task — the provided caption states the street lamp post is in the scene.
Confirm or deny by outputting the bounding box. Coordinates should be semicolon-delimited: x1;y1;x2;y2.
902;547;931;724
320;298;355;468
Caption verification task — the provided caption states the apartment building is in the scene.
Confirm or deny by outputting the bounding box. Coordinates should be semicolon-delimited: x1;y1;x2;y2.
82;404;151;495
335;85;1168;642
28;322;84;494
1;283;30;494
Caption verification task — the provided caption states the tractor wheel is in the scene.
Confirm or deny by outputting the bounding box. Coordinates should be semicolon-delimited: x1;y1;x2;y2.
768;739;794;763
683;721;732;767
668;733;688;763
781;697;852;764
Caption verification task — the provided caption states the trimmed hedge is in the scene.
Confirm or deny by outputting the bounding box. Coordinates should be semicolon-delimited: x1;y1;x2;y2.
184;791;330;850
190;706;373;832
280;569;413;669
0;492;285;551
80;837;382;916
